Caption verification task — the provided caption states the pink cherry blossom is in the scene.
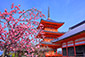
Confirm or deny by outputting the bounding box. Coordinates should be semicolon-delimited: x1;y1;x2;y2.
5;9;7;12
18;4;21;7
11;3;14;9
35;55;38;57
18;11;22;14
24;53;27;55
31;53;34;57
0;3;46;57
37;45;40;48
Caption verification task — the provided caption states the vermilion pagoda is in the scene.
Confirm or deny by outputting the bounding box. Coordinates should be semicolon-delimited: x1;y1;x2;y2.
37;7;65;57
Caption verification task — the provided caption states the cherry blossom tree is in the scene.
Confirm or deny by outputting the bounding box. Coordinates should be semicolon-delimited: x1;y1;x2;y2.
30;45;53;57
0;3;45;57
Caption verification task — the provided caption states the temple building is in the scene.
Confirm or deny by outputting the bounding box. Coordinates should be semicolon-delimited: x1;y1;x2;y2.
52;20;85;57
37;7;85;57
37;7;65;57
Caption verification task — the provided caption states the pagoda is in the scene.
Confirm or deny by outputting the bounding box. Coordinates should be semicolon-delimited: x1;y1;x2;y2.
37;7;65;56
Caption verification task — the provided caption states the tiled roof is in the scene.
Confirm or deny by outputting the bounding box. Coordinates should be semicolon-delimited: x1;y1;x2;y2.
41;41;52;44
52;21;85;42
42;19;64;23
69;20;85;29
41;41;60;45
44;30;65;33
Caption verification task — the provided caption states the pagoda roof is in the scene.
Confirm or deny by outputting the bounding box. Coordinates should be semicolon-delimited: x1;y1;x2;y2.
41;41;53;44
41;41;61;48
36;30;65;39
41;19;64;24
44;30;65;34
41;41;61;46
37;19;64;29
44;19;64;23
52;20;85;42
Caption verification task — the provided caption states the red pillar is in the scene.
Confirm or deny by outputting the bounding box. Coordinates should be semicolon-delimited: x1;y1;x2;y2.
61;44;63;56
66;42;68;57
73;40;76;56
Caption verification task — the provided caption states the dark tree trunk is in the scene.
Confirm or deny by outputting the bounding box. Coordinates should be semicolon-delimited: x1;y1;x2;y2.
2;48;6;57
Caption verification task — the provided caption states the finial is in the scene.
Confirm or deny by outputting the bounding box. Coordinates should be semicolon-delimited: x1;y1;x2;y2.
48;7;50;20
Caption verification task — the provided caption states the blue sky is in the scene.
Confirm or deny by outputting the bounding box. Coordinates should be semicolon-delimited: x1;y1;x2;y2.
0;0;85;32
0;51;3;55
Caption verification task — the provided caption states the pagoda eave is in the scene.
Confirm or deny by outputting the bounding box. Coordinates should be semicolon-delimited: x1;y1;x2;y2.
36;31;65;39
44;31;65;35
41;19;64;25
41;43;61;49
37;19;64;29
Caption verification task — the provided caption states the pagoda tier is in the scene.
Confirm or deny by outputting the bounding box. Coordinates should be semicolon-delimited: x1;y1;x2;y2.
40;41;61;49
37;30;64;39
41;43;61;49
37;19;64;29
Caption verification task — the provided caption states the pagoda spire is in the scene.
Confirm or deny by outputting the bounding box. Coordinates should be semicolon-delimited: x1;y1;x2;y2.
48;7;50;20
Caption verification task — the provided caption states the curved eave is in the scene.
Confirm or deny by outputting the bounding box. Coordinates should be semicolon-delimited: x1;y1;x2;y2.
37;19;64;29
44;31;65;35
42;19;64;29
41;43;61;48
36;31;65;39
42;19;64;24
